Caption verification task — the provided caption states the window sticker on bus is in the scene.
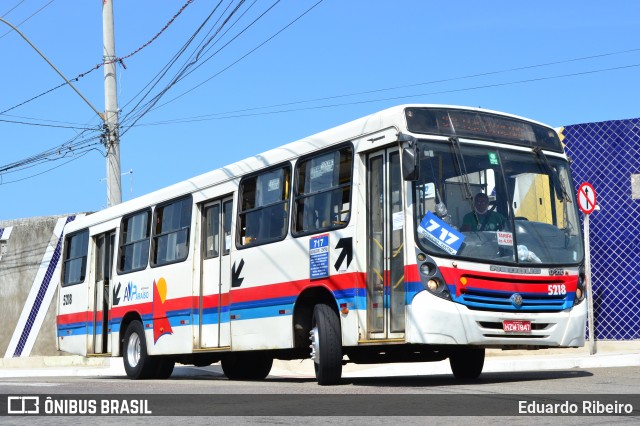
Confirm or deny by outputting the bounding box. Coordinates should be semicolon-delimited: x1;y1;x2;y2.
310;159;334;179
497;231;513;246
392;211;404;231
417;211;465;255
488;152;499;165
309;234;330;279
268;178;280;191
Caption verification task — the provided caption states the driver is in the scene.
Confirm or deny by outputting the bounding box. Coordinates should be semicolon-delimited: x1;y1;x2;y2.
461;192;505;231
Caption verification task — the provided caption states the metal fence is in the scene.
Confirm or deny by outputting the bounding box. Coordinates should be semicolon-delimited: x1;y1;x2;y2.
562;118;640;340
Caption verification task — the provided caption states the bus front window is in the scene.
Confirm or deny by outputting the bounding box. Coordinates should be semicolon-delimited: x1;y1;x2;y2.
413;140;583;266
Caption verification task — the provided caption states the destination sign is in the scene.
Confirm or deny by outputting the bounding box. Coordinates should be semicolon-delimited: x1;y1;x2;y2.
405;107;562;152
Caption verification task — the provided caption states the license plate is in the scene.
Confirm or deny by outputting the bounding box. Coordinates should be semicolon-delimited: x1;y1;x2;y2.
503;320;531;333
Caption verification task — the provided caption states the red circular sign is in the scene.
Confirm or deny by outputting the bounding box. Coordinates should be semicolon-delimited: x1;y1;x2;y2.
577;182;597;214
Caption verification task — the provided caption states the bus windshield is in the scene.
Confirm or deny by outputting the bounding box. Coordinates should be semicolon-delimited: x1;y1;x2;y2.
413;139;584;266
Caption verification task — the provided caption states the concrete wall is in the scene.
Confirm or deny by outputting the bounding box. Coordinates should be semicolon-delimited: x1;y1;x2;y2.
0;215;72;357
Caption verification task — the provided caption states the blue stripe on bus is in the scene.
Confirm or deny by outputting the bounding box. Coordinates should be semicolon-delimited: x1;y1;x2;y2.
57;285;426;337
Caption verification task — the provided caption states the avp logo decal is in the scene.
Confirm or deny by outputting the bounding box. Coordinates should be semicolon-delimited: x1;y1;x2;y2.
123;282;150;302
152;278;173;343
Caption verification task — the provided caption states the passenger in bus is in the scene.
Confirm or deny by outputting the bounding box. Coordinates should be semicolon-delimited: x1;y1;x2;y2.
460;192;505;231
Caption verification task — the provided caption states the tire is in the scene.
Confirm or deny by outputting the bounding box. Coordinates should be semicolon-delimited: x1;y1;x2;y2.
154;356;175;379
449;347;485;380
310;304;342;385
221;352;273;380
123;320;157;380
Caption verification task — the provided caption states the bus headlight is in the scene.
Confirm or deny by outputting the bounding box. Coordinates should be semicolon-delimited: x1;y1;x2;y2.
427;279;440;291
420;262;437;277
417;253;451;300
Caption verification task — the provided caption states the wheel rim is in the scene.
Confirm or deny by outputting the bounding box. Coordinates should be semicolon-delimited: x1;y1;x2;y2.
309;325;320;364
126;332;141;368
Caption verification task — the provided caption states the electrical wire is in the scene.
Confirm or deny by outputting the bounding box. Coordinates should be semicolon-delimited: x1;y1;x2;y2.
129;62;640;127
120;0;251;131
135;0;323;121
1;0;26;18
0;117;97;130
0;0;196;116
0;149;96;185
0;0;56;40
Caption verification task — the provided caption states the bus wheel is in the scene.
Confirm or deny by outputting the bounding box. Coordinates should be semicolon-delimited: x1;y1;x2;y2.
222;353;273;380
310;304;342;385
449;347;485;380
123;320;156;380
154;356;175;379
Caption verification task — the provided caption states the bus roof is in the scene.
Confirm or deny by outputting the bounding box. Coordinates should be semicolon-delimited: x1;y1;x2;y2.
65;104;555;231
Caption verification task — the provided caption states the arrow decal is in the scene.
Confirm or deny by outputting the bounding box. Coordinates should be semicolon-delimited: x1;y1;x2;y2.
334;237;353;272
232;259;245;288
112;282;121;306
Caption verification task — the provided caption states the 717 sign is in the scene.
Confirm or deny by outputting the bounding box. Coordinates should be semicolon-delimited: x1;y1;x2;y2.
418;212;465;255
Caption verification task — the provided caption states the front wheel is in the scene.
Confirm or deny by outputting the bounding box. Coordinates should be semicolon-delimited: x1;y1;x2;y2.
123;320;157;380
449;346;485;380
310;304;342;385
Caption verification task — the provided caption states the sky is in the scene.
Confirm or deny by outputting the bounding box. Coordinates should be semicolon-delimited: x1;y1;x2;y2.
0;0;639;221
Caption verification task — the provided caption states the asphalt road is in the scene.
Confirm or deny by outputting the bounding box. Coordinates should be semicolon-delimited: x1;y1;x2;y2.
0;364;638;424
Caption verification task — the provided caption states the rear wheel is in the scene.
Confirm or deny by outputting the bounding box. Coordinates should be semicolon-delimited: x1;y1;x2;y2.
449;347;485;379
154;356;175;379
310;304;342;385
221;352;273;380
123;320;157;380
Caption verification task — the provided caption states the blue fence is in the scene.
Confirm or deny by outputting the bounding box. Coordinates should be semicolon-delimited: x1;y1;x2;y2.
562;118;640;340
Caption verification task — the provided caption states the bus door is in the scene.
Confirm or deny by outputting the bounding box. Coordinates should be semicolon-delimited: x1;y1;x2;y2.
199;197;233;348
366;147;406;339
92;230;115;354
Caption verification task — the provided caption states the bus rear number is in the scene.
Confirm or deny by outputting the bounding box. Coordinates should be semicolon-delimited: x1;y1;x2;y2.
63;294;72;306
547;284;566;296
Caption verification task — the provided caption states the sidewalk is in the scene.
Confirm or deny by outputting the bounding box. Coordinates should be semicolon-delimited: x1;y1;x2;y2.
0;341;638;379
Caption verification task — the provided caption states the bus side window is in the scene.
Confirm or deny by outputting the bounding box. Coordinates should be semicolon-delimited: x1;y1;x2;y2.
151;196;192;266
238;164;291;247
293;145;353;236
118;209;151;274
62;229;89;286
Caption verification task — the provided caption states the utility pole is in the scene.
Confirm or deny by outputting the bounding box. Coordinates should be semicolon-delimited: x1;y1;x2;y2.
103;0;122;207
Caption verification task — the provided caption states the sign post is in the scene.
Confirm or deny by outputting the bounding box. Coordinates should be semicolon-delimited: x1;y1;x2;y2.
577;182;597;355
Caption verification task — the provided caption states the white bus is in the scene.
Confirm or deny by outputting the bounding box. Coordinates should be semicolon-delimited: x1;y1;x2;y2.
57;104;587;385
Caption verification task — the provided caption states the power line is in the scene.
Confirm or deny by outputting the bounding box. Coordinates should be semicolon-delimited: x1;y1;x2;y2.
119;0;255;132
119;0;326;134
116;0;196;67
0;0;56;40
144;0;324;118
0;129;101;174
1;0;26;18
0;0;195;116
0;149;96;185
0;117;97;130
129;60;640;127
0;113;90;127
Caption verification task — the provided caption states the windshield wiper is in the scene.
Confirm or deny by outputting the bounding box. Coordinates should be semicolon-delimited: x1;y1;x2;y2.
449;136;476;215
533;147;571;202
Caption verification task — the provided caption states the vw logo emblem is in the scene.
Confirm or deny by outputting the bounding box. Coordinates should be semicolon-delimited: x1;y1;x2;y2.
510;293;523;308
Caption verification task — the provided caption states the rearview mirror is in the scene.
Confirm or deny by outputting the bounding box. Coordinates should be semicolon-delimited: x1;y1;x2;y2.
399;133;420;181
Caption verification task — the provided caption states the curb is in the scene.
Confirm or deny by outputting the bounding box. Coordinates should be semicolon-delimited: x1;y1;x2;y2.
1;342;638;379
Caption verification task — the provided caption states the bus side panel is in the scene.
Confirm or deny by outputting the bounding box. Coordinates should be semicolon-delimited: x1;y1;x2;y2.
110;262;194;356
229;227;360;351
229;238;301;350
57;278;90;356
